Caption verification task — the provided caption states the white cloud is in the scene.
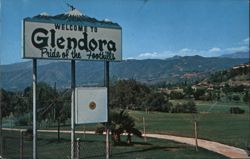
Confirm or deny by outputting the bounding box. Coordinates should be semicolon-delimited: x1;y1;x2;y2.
128;51;175;59
243;37;249;44
138;52;159;58
134;48;203;59
209;47;221;52
180;48;191;52
126;57;136;60
225;46;249;53
238;37;249;45
125;43;249;60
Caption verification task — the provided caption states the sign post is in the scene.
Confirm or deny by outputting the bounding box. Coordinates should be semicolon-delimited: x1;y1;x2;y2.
23;7;121;159
104;61;110;159
0;82;2;157
32;59;37;159
71;60;76;159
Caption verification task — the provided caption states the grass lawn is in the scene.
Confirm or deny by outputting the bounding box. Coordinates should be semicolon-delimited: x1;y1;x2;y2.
129;110;250;149
1;130;228;159
2;100;249;158
195;100;249;113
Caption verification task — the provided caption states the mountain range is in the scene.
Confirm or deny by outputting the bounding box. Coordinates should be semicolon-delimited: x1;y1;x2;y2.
0;55;248;90
220;52;249;58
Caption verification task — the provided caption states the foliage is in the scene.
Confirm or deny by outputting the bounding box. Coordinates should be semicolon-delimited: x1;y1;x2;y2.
229;107;245;114
232;94;240;101
0;89;12;117
169;91;184;99
171;101;197;113
110;80;175;113
243;91;250;103
0;83;71;127
193;88;206;100
96;110;142;145
143;92;172;112
184;86;194;98
110;79;150;110
208;65;249;83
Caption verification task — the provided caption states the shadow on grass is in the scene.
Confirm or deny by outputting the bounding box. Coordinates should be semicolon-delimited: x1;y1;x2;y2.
35;138;187;159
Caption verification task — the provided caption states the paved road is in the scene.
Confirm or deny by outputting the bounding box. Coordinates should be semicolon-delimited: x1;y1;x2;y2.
146;133;250;159
2;128;250;159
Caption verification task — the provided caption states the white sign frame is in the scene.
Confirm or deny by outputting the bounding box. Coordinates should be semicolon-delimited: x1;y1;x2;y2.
75;87;107;124
22;19;122;61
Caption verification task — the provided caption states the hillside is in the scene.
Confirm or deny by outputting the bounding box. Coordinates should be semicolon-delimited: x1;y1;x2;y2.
220;52;249;59
201;63;250;87
0;55;248;90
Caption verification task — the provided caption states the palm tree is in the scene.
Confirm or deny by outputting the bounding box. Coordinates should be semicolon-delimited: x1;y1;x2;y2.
97;110;142;145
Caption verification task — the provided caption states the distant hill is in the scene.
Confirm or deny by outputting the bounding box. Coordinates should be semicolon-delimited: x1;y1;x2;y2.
0;55;248;90
220;52;249;59
198;63;250;88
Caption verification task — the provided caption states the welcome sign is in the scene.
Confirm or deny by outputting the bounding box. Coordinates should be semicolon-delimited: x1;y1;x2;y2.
22;14;122;61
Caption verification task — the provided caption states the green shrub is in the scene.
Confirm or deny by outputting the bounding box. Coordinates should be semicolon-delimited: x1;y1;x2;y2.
171;101;197;113
229;107;245;114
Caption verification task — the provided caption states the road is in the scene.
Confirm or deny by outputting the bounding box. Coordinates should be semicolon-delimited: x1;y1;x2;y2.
146;133;250;159
2;128;250;159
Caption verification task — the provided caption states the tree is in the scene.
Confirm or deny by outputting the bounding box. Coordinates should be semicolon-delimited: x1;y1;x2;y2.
96;110;142;145
171;101;197;113
232;94;240;101
184;86;194;98
170;91;184;99
193;88;206;100
110;80;150;110
0;89;13;117
144;92;172;112
243;91;250;103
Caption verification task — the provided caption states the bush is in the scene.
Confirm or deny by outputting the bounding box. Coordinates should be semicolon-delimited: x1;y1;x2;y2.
171;101;197;113
243;91;250;103
193;88;206;100
232;94;240;101
25;128;33;140
230;107;245;114
14;114;30;126
170;91;184;99
145;92;172;112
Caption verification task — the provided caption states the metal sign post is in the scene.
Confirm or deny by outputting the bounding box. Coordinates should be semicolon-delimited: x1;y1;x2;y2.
0;85;2;157
71;60;76;159
104;61;110;159
32;59;37;159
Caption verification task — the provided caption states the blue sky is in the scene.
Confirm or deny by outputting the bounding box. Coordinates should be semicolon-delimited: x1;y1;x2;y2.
0;0;249;64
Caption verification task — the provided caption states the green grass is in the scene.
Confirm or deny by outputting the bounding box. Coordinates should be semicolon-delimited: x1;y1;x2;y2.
3;100;249;158
195;100;249;113
129;110;250;149
1;130;228;159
